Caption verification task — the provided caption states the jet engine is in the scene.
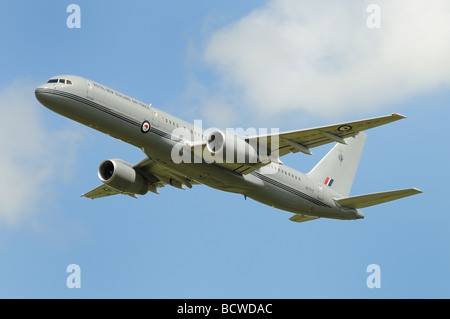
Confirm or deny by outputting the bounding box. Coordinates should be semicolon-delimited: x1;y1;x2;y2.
98;159;149;195
206;130;259;164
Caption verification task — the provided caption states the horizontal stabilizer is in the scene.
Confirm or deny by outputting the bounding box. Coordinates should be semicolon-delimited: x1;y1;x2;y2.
334;188;422;209
289;214;320;223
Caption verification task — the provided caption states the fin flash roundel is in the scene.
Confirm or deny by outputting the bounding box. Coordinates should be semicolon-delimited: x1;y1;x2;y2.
141;120;151;133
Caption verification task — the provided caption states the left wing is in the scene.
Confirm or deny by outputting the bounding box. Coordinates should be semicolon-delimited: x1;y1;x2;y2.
246;113;406;158
82;157;200;199
81;184;138;199
134;157;200;190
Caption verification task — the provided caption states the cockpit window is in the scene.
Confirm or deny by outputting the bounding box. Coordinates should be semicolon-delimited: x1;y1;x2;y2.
47;78;73;85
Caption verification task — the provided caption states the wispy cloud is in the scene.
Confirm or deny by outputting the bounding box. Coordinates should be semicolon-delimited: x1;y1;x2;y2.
0;79;82;227
200;0;450;121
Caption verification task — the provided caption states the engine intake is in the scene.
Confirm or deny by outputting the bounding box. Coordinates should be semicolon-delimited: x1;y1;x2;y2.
98;159;149;195
206;130;259;164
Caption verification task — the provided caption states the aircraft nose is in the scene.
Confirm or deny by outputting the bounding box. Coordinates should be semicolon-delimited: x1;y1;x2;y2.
35;84;48;104
35;83;57;109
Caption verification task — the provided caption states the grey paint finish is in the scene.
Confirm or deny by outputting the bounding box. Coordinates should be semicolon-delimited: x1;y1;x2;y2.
35;75;421;223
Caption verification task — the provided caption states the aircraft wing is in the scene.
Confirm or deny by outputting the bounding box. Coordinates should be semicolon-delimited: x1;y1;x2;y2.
133;157;200;189
82;157;200;199
177;114;406;176
81;184;138;199
247;113;406;158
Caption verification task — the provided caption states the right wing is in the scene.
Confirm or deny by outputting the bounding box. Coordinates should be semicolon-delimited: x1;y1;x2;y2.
82;157;201;199
246;113;406;158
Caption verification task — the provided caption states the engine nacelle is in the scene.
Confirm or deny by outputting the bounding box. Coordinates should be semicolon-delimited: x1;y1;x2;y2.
98;159;149;195
206;130;259;164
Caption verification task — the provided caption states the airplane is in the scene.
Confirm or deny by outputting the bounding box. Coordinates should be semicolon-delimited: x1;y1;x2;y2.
35;75;422;223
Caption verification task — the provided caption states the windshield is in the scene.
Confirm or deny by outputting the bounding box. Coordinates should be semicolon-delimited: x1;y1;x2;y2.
46;78;73;85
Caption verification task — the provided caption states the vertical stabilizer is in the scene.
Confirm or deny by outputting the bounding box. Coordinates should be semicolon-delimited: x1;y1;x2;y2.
307;133;367;197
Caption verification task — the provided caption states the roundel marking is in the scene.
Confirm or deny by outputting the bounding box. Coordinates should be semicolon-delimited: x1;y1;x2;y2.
141;120;151;133
337;125;352;132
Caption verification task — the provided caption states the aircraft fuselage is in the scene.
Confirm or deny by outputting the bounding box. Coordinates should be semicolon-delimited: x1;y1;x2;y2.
35;75;363;221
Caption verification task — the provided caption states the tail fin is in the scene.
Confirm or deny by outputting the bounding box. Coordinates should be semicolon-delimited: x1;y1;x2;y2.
307;133;367;197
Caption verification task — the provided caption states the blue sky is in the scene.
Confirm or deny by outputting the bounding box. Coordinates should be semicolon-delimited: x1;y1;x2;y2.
0;0;449;298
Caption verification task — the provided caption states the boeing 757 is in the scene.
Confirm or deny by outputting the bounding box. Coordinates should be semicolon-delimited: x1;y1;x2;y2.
35;75;421;223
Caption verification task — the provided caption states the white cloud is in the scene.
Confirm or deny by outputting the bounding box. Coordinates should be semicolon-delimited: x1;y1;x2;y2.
202;0;450;120
0;80;82;226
